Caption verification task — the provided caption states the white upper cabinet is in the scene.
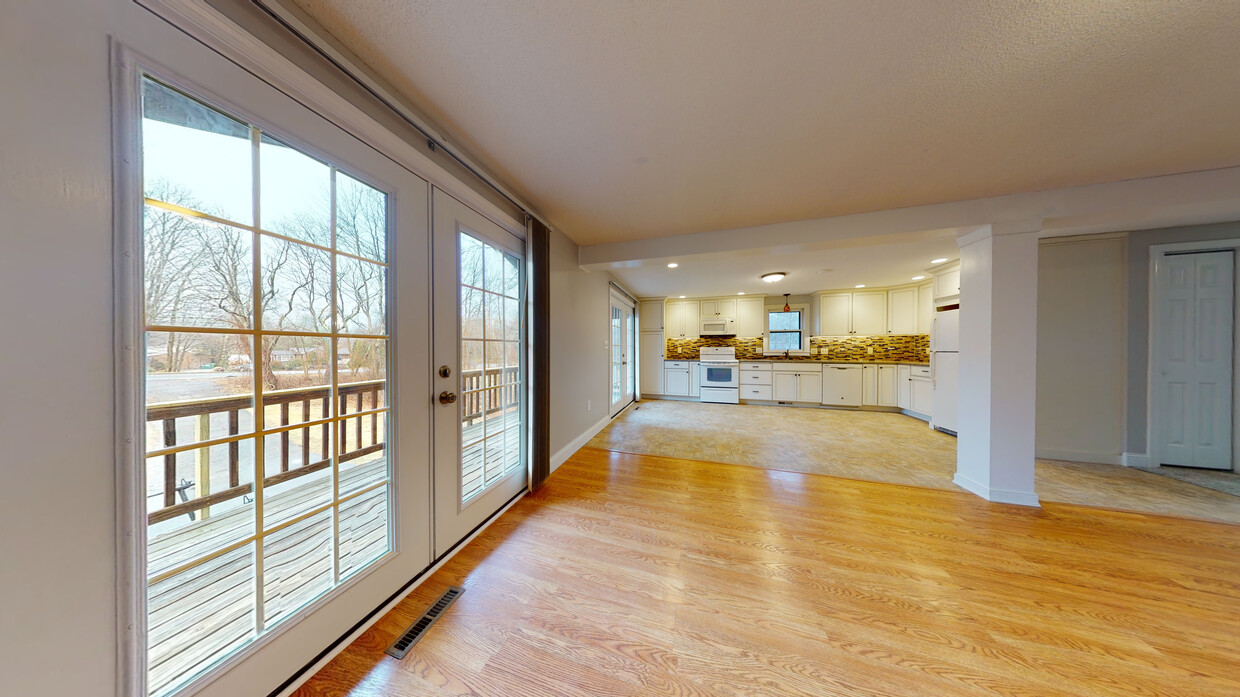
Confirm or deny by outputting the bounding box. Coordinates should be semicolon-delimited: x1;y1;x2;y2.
852;291;887;335
933;262;961;304
819;292;853;336
736;297;765;337
700;297;737;317
821;290;887;336
665;300;699;339
639;299;664;332
886;287;917;334
917;282;934;334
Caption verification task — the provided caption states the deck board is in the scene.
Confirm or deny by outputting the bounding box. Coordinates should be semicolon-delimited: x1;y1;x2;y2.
146;458;389;697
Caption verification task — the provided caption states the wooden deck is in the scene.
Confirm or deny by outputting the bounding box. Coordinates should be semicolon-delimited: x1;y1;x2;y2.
147;458;389;697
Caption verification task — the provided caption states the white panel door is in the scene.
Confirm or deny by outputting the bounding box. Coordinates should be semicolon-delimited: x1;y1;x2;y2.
432;189;526;556
639;332;665;395
1156;251;1234;469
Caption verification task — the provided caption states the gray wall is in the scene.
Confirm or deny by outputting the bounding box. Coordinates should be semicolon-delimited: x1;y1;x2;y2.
1125;221;1240;453
1036;236;1128;463
549;228;617;459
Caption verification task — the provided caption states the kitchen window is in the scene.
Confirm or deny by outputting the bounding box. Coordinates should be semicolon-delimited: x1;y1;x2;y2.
764;304;810;354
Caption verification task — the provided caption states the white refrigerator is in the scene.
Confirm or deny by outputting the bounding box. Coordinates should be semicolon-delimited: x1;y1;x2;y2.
931;308;959;435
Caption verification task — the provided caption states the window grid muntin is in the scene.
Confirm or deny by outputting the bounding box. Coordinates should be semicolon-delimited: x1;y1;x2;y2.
139;76;392;697
459;231;523;503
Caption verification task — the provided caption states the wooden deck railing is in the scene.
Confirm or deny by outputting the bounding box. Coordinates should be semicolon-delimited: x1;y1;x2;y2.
461;367;518;422
146;379;385;524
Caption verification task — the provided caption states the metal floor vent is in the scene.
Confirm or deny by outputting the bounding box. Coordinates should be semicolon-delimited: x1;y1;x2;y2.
385;586;465;659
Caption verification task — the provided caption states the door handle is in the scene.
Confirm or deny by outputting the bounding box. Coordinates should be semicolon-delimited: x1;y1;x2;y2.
438;391;458;405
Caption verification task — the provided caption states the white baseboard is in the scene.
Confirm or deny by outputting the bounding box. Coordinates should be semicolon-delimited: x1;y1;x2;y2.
1121;452;1151;467
551;414;612;472
952;473;1041;507
900;408;931;423
1035;448;1122;466
275;491;526;697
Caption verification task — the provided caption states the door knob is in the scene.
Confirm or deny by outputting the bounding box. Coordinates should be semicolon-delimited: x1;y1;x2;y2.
438;391;458;405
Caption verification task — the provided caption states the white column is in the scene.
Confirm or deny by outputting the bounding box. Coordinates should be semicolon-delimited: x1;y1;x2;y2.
953;222;1041;506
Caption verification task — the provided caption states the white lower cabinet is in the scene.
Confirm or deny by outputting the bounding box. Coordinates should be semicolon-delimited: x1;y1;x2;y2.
862;365;899;406
897;365;911;409
688;361;700;397
741;385;772;400
771;365;822;403
821;365;864;406
910;376;933;415
664;360;690;396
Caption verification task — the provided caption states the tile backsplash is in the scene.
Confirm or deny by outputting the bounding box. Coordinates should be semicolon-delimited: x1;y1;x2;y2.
665;334;929;363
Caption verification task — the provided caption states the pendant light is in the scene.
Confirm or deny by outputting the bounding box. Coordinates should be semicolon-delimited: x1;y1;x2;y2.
783;294;791;312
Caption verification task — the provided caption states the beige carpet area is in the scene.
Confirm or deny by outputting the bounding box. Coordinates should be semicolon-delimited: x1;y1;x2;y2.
588;399;1240;525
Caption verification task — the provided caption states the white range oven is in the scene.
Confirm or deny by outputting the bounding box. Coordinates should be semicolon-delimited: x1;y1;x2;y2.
699;346;740;404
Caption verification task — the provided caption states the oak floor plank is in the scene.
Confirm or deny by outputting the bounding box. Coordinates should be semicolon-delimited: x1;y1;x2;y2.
294;448;1240;697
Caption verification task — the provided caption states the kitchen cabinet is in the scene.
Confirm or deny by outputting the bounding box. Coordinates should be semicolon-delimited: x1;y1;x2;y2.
741;385;772;400
736;297;765;337
910;373;933;416
700;297;737;318
862;365;898;406
897;365;911;409
887;287;917;334
819;290;887;336
664;360;690;396
665;300;699;339
933;262;961;305
772;364;822;403
741;369;772;385
821;365;863;406
689;361;700;397
639;300;664;331
639;331;664;395
917;282;934;334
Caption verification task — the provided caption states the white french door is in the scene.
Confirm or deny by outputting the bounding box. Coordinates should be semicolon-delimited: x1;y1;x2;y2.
431;189;527;556
610;292;636;415
117;22;432;697
1154;250;1234;469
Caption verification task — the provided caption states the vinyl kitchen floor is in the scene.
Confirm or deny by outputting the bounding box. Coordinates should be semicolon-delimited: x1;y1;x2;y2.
587;399;1240;525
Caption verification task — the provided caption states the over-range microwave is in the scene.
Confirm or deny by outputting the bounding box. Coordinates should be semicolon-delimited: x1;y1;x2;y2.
700;317;736;335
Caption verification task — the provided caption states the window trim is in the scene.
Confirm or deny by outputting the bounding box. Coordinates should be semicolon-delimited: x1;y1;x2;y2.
763;303;811;355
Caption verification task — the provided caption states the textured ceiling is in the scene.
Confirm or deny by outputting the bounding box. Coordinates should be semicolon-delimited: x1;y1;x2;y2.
288;0;1240;246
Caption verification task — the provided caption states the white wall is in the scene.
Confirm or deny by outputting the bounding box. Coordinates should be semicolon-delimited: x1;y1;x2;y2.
1035;236;1128;464
549;228;617;466
1;1;122;694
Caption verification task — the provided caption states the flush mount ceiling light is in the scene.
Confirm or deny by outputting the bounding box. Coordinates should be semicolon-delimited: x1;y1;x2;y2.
855;284;866;288
679;295;686;298
737;292;746;295
667;262;679;268
931;258;948;264
761;272;787;283
912;275;925;281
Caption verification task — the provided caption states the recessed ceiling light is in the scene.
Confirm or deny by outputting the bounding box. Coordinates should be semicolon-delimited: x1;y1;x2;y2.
931;258;948;264
667;262;679;268
679;295;686;298
911;275;925;281
761;272;786;283
737;292;745;295
854;284;866;289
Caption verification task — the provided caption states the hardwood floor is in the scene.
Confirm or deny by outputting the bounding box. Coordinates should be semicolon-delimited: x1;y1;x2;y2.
294;447;1240;697
587;399;1240;525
